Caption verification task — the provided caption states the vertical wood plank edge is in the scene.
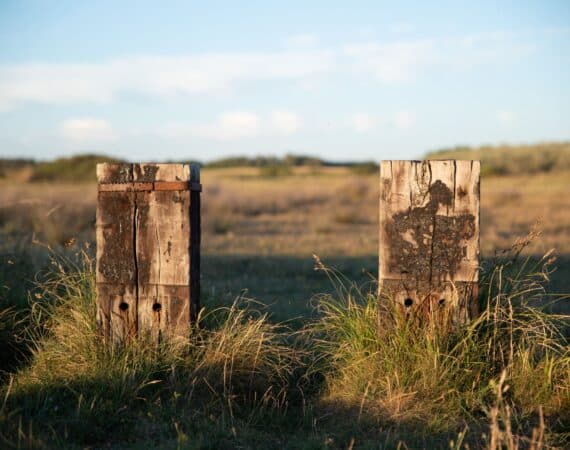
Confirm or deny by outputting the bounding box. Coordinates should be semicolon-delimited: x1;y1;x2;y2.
190;164;201;322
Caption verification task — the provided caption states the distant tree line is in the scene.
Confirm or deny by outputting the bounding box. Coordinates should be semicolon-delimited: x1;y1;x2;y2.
426;141;570;176
1;141;568;182
0;153;379;182
0;158;35;178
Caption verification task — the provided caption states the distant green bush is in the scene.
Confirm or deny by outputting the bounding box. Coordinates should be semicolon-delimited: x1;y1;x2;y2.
205;153;325;169
258;165;293;177
0;158;34;171
0;158;35;179
29;154;125;183
348;161;378;175
282;154;323;167
205;156;258;168
426;142;570;176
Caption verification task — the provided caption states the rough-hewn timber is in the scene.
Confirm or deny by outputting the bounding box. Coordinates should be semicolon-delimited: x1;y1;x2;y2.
96;163;200;343
379;160;480;326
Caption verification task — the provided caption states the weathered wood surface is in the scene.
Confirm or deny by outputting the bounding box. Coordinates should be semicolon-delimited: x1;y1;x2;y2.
96;163;200;343
189;165;201;322
379;160;480;326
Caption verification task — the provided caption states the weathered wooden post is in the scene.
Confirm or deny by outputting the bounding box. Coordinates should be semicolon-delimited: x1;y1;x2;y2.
379;160;479;326
96;163;201;343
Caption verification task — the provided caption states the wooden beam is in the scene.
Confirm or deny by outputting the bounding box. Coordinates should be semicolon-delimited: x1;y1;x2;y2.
379;160;480;326
96;163;200;343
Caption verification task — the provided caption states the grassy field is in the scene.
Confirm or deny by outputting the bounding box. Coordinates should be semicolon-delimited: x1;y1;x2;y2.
0;157;569;448
1;165;569;315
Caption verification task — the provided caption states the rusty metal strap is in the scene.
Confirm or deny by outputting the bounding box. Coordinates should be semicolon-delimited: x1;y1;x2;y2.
98;181;202;192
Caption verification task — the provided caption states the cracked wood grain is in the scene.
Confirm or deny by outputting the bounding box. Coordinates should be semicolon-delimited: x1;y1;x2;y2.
379;160;480;326
96;163;200;343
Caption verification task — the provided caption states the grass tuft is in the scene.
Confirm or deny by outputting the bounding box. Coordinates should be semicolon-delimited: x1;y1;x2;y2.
0;251;302;448
307;242;569;445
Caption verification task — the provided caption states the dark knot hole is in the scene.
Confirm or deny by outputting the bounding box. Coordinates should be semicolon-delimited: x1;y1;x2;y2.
404;298;413;307
119;302;129;311
152;303;162;312
439;298;446;306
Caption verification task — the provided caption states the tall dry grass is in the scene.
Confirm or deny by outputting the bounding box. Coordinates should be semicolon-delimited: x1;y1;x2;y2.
0;249;302;448
0;237;568;448
308;238;569;446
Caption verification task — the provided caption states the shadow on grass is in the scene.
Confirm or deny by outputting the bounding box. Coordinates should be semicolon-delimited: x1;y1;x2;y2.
202;253;378;324
202;253;570;323
2;378;281;449
1;376;155;447
1;370;480;449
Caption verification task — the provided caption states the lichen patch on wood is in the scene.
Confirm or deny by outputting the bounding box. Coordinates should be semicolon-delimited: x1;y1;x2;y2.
385;179;475;281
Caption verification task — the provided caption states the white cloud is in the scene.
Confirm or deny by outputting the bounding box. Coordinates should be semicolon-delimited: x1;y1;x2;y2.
390;23;414;34
496;110;514;123
0;31;534;110
163;111;260;141
214;111;260;139
271;110;300;134
343;40;437;83
60;118;116;141
0;51;334;110
342;31;532;83
446;31;534;70
543;26;570;37
284;33;319;47
352;113;374;132
393;111;415;129
160;109;302;141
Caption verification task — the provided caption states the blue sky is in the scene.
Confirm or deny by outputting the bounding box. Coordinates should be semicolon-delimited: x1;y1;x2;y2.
0;1;569;162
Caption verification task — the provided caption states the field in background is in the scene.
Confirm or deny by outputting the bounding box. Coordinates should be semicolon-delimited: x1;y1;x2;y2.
1;163;569;321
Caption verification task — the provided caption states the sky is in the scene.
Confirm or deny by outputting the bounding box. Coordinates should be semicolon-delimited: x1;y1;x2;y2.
0;1;569;162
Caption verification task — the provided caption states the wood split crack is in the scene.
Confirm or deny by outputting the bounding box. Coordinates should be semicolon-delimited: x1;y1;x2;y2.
132;190;139;335
155;223;161;308
452;160;457;212
428;209;437;288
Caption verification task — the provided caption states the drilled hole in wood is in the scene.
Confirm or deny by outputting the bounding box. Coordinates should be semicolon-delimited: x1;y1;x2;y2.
404;298;413;307
152;303;162;312
119;302;129;311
